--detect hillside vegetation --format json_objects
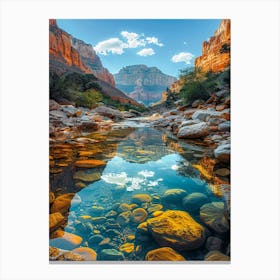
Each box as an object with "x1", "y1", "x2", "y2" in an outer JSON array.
[{"x1": 50, "y1": 71, "x2": 146, "y2": 112}]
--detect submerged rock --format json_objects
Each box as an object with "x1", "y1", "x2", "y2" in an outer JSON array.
[
  {"x1": 144, "y1": 210, "x2": 206, "y2": 251},
  {"x1": 182, "y1": 192, "x2": 209, "y2": 213},
  {"x1": 200, "y1": 202, "x2": 229, "y2": 234},
  {"x1": 119, "y1": 243, "x2": 134, "y2": 254},
  {"x1": 205, "y1": 236, "x2": 223, "y2": 251},
  {"x1": 73, "y1": 170, "x2": 101, "y2": 182},
  {"x1": 98, "y1": 249, "x2": 125, "y2": 261},
  {"x1": 145, "y1": 247, "x2": 186, "y2": 261},
  {"x1": 162, "y1": 189, "x2": 187, "y2": 204},
  {"x1": 131, "y1": 208, "x2": 148, "y2": 224},
  {"x1": 204, "y1": 250, "x2": 230, "y2": 261},
  {"x1": 50, "y1": 230, "x2": 83, "y2": 250},
  {"x1": 132, "y1": 194, "x2": 152, "y2": 204},
  {"x1": 72, "y1": 247, "x2": 97, "y2": 261}
]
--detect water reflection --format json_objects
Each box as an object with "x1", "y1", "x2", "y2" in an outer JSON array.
[{"x1": 50, "y1": 126, "x2": 230, "y2": 261}]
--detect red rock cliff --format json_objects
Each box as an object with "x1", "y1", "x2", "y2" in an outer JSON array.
[
  {"x1": 195, "y1": 19, "x2": 230, "y2": 73},
  {"x1": 49, "y1": 19, "x2": 92, "y2": 74},
  {"x1": 72, "y1": 37, "x2": 115, "y2": 87}
]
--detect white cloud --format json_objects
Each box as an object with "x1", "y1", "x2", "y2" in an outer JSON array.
[
  {"x1": 94, "y1": 31, "x2": 163, "y2": 56},
  {"x1": 94, "y1": 38, "x2": 126, "y2": 55},
  {"x1": 121, "y1": 31, "x2": 145, "y2": 48},
  {"x1": 137, "y1": 48, "x2": 155, "y2": 56},
  {"x1": 146, "y1": 36, "x2": 164, "y2": 47},
  {"x1": 171, "y1": 52, "x2": 194, "y2": 64}
]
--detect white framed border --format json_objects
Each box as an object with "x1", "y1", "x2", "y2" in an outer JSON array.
[{"x1": 0, "y1": 0, "x2": 279, "y2": 279}]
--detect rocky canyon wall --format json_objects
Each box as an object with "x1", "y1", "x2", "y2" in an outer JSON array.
[{"x1": 195, "y1": 19, "x2": 230, "y2": 73}]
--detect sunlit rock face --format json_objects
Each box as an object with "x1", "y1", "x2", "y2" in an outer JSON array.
[
  {"x1": 195, "y1": 19, "x2": 230, "y2": 73},
  {"x1": 72, "y1": 37, "x2": 115, "y2": 87},
  {"x1": 49, "y1": 19, "x2": 92, "y2": 74}
]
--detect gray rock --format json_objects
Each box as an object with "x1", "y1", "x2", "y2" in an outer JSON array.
[
  {"x1": 208, "y1": 117, "x2": 226, "y2": 126},
  {"x1": 178, "y1": 119, "x2": 200, "y2": 129},
  {"x1": 49, "y1": 99, "x2": 61, "y2": 111},
  {"x1": 200, "y1": 202, "x2": 229, "y2": 234},
  {"x1": 214, "y1": 143, "x2": 230, "y2": 162},
  {"x1": 205, "y1": 236, "x2": 223, "y2": 251},
  {"x1": 177, "y1": 122, "x2": 209, "y2": 139},
  {"x1": 94, "y1": 106, "x2": 123, "y2": 120},
  {"x1": 192, "y1": 99, "x2": 204, "y2": 108},
  {"x1": 98, "y1": 249, "x2": 125, "y2": 261},
  {"x1": 218, "y1": 121, "x2": 231, "y2": 131},
  {"x1": 49, "y1": 110, "x2": 67, "y2": 119},
  {"x1": 88, "y1": 234, "x2": 104, "y2": 245},
  {"x1": 182, "y1": 192, "x2": 209, "y2": 212},
  {"x1": 61, "y1": 105, "x2": 78, "y2": 116}
]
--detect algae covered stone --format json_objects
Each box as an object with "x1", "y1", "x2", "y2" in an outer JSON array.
[
  {"x1": 132, "y1": 194, "x2": 152, "y2": 204},
  {"x1": 145, "y1": 210, "x2": 206, "y2": 251},
  {"x1": 162, "y1": 189, "x2": 187, "y2": 204},
  {"x1": 119, "y1": 243, "x2": 134, "y2": 254},
  {"x1": 131, "y1": 208, "x2": 148, "y2": 224},
  {"x1": 145, "y1": 247, "x2": 186, "y2": 261}
]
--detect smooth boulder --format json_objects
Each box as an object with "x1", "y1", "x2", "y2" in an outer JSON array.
[
  {"x1": 214, "y1": 143, "x2": 230, "y2": 162},
  {"x1": 182, "y1": 192, "x2": 209, "y2": 212},
  {"x1": 144, "y1": 210, "x2": 206, "y2": 251},
  {"x1": 200, "y1": 202, "x2": 229, "y2": 234},
  {"x1": 145, "y1": 247, "x2": 186, "y2": 261},
  {"x1": 177, "y1": 122, "x2": 209, "y2": 139}
]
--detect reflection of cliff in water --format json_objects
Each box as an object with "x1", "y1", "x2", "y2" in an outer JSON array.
[{"x1": 116, "y1": 127, "x2": 174, "y2": 163}]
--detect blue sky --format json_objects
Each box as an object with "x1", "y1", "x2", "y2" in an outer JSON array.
[{"x1": 57, "y1": 19, "x2": 221, "y2": 78}]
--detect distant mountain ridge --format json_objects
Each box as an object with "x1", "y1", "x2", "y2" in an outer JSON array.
[{"x1": 114, "y1": 65, "x2": 177, "y2": 105}]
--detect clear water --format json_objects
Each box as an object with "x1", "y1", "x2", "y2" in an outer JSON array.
[{"x1": 50, "y1": 124, "x2": 229, "y2": 260}]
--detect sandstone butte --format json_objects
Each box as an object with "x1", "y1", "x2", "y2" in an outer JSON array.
[{"x1": 195, "y1": 19, "x2": 230, "y2": 73}]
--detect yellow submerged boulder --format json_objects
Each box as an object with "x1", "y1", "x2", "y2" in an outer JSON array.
[
  {"x1": 132, "y1": 194, "x2": 152, "y2": 204},
  {"x1": 119, "y1": 243, "x2": 134, "y2": 254},
  {"x1": 131, "y1": 208, "x2": 148, "y2": 224},
  {"x1": 145, "y1": 247, "x2": 186, "y2": 261},
  {"x1": 145, "y1": 210, "x2": 206, "y2": 251}
]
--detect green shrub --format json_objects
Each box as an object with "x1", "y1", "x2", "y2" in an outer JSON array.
[{"x1": 180, "y1": 81, "x2": 210, "y2": 103}]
